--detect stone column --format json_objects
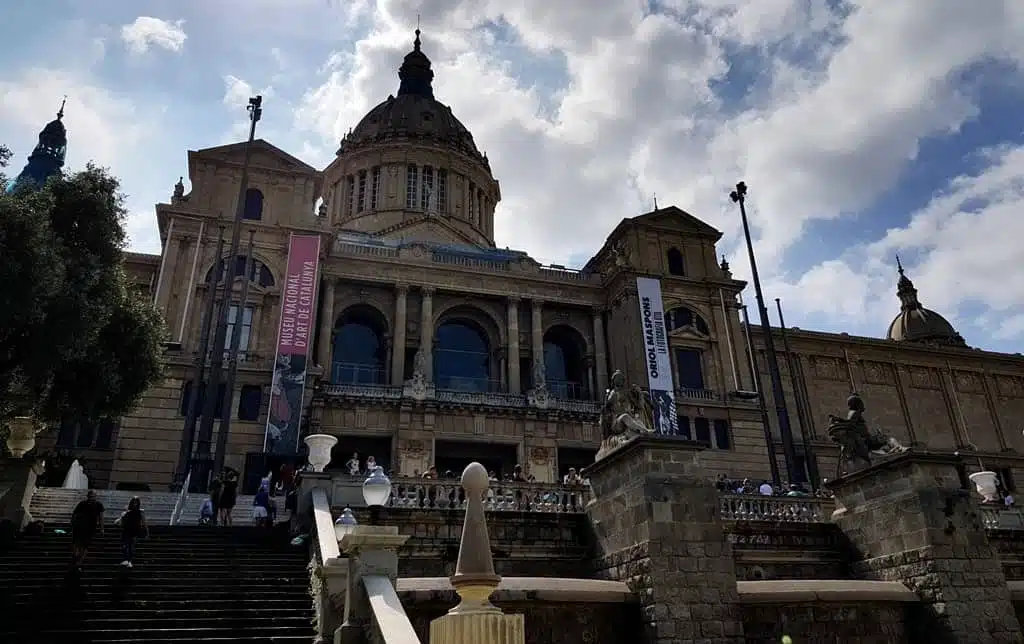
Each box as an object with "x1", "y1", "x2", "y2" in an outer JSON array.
[
  {"x1": 507, "y1": 297, "x2": 521, "y2": 394},
  {"x1": 420, "y1": 287, "x2": 435, "y2": 383},
  {"x1": 390, "y1": 284, "x2": 408, "y2": 385},
  {"x1": 154, "y1": 230, "x2": 182, "y2": 314},
  {"x1": 583, "y1": 436, "x2": 743, "y2": 643},
  {"x1": 530, "y1": 300, "x2": 544, "y2": 383},
  {"x1": 317, "y1": 279, "x2": 336, "y2": 371},
  {"x1": 829, "y1": 451, "x2": 1022, "y2": 643},
  {"x1": 592, "y1": 310, "x2": 608, "y2": 395}
]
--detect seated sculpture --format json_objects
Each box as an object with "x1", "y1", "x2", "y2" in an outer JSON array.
[
  {"x1": 597, "y1": 370, "x2": 655, "y2": 458},
  {"x1": 827, "y1": 393, "x2": 906, "y2": 476}
]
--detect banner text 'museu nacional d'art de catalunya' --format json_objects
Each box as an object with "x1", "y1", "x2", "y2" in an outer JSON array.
[
  {"x1": 264, "y1": 234, "x2": 322, "y2": 455},
  {"x1": 635, "y1": 277, "x2": 679, "y2": 436}
]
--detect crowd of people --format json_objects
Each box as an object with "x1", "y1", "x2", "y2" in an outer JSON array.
[{"x1": 715, "y1": 474, "x2": 834, "y2": 499}]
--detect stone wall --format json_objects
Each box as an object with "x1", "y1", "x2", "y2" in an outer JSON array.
[
  {"x1": 742, "y1": 601, "x2": 907, "y2": 643},
  {"x1": 726, "y1": 521, "x2": 850, "y2": 581},
  {"x1": 402, "y1": 598, "x2": 642, "y2": 644},
  {"x1": 347, "y1": 507, "x2": 592, "y2": 579}
]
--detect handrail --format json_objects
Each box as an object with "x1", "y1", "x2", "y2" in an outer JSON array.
[
  {"x1": 169, "y1": 470, "x2": 192, "y2": 526},
  {"x1": 312, "y1": 487, "x2": 340, "y2": 562},
  {"x1": 363, "y1": 575, "x2": 422, "y2": 644}
]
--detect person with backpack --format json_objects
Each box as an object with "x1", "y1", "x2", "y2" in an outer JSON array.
[{"x1": 114, "y1": 496, "x2": 147, "y2": 568}]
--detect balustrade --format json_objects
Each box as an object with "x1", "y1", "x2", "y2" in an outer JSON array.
[
  {"x1": 676, "y1": 387, "x2": 717, "y2": 402},
  {"x1": 719, "y1": 494, "x2": 834, "y2": 523},
  {"x1": 331, "y1": 362, "x2": 388, "y2": 386},
  {"x1": 980, "y1": 505, "x2": 1024, "y2": 530},
  {"x1": 388, "y1": 477, "x2": 590, "y2": 513}
]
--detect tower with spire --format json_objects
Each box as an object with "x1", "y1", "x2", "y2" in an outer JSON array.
[
  {"x1": 885, "y1": 256, "x2": 967, "y2": 348},
  {"x1": 6, "y1": 98, "x2": 68, "y2": 193}
]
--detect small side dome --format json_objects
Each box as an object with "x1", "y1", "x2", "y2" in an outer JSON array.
[{"x1": 885, "y1": 257, "x2": 966, "y2": 348}]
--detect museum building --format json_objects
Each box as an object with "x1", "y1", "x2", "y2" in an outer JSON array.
[{"x1": 30, "y1": 32, "x2": 1024, "y2": 493}]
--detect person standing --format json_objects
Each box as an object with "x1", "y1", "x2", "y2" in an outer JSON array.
[
  {"x1": 208, "y1": 475, "x2": 223, "y2": 527},
  {"x1": 70, "y1": 490, "x2": 105, "y2": 569},
  {"x1": 114, "y1": 497, "x2": 147, "y2": 568},
  {"x1": 219, "y1": 469, "x2": 238, "y2": 527}
]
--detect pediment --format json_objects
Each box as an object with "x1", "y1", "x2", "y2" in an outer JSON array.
[
  {"x1": 668, "y1": 325, "x2": 710, "y2": 341},
  {"x1": 190, "y1": 139, "x2": 316, "y2": 174},
  {"x1": 634, "y1": 206, "x2": 722, "y2": 240},
  {"x1": 376, "y1": 216, "x2": 482, "y2": 247}
]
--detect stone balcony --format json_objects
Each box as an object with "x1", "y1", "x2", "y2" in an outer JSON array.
[{"x1": 318, "y1": 382, "x2": 603, "y2": 415}]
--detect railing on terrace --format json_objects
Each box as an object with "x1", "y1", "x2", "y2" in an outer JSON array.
[
  {"x1": 331, "y1": 362, "x2": 388, "y2": 386},
  {"x1": 677, "y1": 387, "x2": 717, "y2": 402},
  {"x1": 980, "y1": 505, "x2": 1024, "y2": 530},
  {"x1": 548, "y1": 379, "x2": 589, "y2": 401},
  {"x1": 321, "y1": 378, "x2": 603, "y2": 413},
  {"x1": 719, "y1": 494, "x2": 834, "y2": 523},
  {"x1": 434, "y1": 375, "x2": 504, "y2": 392},
  {"x1": 388, "y1": 476, "x2": 591, "y2": 513}
]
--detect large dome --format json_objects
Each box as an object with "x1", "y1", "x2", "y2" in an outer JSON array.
[
  {"x1": 339, "y1": 30, "x2": 483, "y2": 160},
  {"x1": 885, "y1": 262, "x2": 966, "y2": 348}
]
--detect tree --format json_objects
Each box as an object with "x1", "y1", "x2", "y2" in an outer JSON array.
[{"x1": 0, "y1": 149, "x2": 167, "y2": 446}]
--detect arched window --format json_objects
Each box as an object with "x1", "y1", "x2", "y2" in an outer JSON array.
[
  {"x1": 667, "y1": 247, "x2": 685, "y2": 276},
  {"x1": 243, "y1": 188, "x2": 264, "y2": 220},
  {"x1": 435, "y1": 320, "x2": 491, "y2": 392},
  {"x1": 205, "y1": 256, "x2": 275, "y2": 288},
  {"x1": 331, "y1": 306, "x2": 388, "y2": 385},
  {"x1": 543, "y1": 325, "x2": 589, "y2": 400},
  {"x1": 665, "y1": 306, "x2": 709, "y2": 335}
]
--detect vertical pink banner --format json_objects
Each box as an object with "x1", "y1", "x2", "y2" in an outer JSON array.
[{"x1": 264, "y1": 234, "x2": 322, "y2": 454}]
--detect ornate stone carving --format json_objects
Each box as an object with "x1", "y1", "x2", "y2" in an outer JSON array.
[
  {"x1": 527, "y1": 356, "x2": 550, "y2": 410},
  {"x1": 596, "y1": 370, "x2": 656, "y2": 459},
  {"x1": 862, "y1": 361, "x2": 892, "y2": 385},
  {"x1": 996, "y1": 375, "x2": 1024, "y2": 398},
  {"x1": 826, "y1": 393, "x2": 907, "y2": 477},
  {"x1": 954, "y1": 371, "x2": 983, "y2": 393},
  {"x1": 404, "y1": 348, "x2": 434, "y2": 401},
  {"x1": 610, "y1": 239, "x2": 632, "y2": 268},
  {"x1": 908, "y1": 366, "x2": 940, "y2": 389},
  {"x1": 812, "y1": 356, "x2": 843, "y2": 380}
]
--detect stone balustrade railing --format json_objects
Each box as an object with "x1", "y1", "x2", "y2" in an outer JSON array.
[
  {"x1": 980, "y1": 505, "x2": 1024, "y2": 530},
  {"x1": 320, "y1": 382, "x2": 602, "y2": 414},
  {"x1": 719, "y1": 494, "x2": 835, "y2": 523},
  {"x1": 388, "y1": 477, "x2": 591, "y2": 513}
]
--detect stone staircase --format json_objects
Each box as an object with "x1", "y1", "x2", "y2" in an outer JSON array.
[
  {"x1": 29, "y1": 487, "x2": 257, "y2": 526},
  {"x1": 0, "y1": 524, "x2": 315, "y2": 643}
]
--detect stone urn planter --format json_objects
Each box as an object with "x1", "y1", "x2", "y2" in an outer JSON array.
[
  {"x1": 303, "y1": 434, "x2": 338, "y2": 472},
  {"x1": 6, "y1": 417, "x2": 37, "y2": 458},
  {"x1": 969, "y1": 470, "x2": 1000, "y2": 503}
]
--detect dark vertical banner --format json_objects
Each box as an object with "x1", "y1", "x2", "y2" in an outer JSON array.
[{"x1": 264, "y1": 234, "x2": 322, "y2": 455}]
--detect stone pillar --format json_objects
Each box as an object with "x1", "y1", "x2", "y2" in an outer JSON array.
[
  {"x1": 592, "y1": 310, "x2": 608, "y2": 395},
  {"x1": 507, "y1": 298, "x2": 521, "y2": 394},
  {"x1": 317, "y1": 279, "x2": 336, "y2": 371},
  {"x1": 420, "y1": 287, "x2": 435, "y2": 383},
  {"x1": 154, "y1": 229, "x2": 182, "y2": 314},
  {"x1": 390, "y1": 284, "x2": 408, "y2": 386},
  {"x1": 530, "y1": 300, "x2": 543, "y2": 381},
  {"x1": 583, "y1": 436, "x2": 743, "y2": 644},
  {"x1": 829, "y1": 451, "x2": 1022, "y2": 643},
  {"x1": 337, "y1": 526, "x2": 412, "y2": 644},
  {"x1": 430, "y1": 463, "x2": 525, "y2": 644}
]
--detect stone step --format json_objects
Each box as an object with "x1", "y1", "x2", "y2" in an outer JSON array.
[{"x1": 28, "y1": 487, "x2": 263, "y2": 526}]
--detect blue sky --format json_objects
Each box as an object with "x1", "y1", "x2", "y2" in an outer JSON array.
[{"x1": 2, "y1": 1, "x2": 1023, "y2": 352}]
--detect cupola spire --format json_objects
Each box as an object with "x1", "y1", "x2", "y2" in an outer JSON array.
[
  {"x1": 6, "y1": 96, "x2": 68, "y2": 193},
  {"x1": 397, "y1": 25, "x2": 435, "y2": 99}
]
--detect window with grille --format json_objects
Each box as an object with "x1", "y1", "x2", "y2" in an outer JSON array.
[
  {"x1": 468, "y1": 181, "x2": 476, "y2": 222},
  {"x1": 370, "y1": 167, "x2": 381, "y2": 210},
  {"x1": 421, "y1": 167, "x2": 434, "y2": 211},
  {"x1": 346, "y1": 175, "x2": 355, "y2": 216},
  {"x1": 357, "y1": 170, "x2": 367, "y2": 212},
  {"x1": 225, "y1": 305, "x2": 254, "y2": 358},
  {"x1": 437, "y1": 169, "x2": 447, "y2": 214},
  {"x1": 406, "y1": 165, "x2": 418, "y2": 209}
]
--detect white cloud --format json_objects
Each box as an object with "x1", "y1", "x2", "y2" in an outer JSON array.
[{"x1": 120, "y1": 17, "x2": 188, "y2": 55}]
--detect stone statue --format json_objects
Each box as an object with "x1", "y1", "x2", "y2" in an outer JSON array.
[
  {"x1": 412, "y1": 348, "x2": 429, "y2": 380},
  {"x1": 610, "y1": 239, "x2": 632, "y2": 268},
  {"x1": 596, "y1": 370, "x2": 656, "y2": 458},
  {"x1": 826, "y1": 393, "x2": 907, "y2": 476},
  {"x1": 171, "y1": 177, "x2": 185, "y2": 204},
  {"x1": 404, "y1": 348, "x2": 432, "y2": 401},
  {"x1": 532, "y1": 356, "x2": 547, "y2": 391}
]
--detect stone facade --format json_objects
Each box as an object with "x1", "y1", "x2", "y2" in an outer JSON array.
[
  {"x1": 58, "y1": 34, "x2": 1024, "y2": 495},
  {"x1": 829, "y1": 451, "x2": 1023, "y2": 642}
]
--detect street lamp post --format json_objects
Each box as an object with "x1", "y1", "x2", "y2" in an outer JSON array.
[
  {"x1": 195, "y1": 96, "x2": 264, "y2": 487},
  {"x1": 729, "y1": 181, "x2": 800, "y2": 485}
]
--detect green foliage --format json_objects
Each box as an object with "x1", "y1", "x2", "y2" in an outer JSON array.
[{"x1": 0, "y1": 154, "x2": 167, "y2": 438}]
